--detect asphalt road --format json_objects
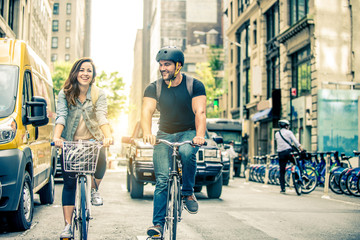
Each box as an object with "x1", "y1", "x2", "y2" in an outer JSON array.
[{"x1": 1, "y1": 166, "x2": 360, "y2": 240}]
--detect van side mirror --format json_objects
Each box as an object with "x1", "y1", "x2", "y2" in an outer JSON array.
[
  {"x1": 26, "y1": 96, "x2": 49, "y2": 127},
  {"x1": 212, "y1": 136, "x2": 223, "y2": 144}
]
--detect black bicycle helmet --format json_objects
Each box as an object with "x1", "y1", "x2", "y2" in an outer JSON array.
[
  {"x1": 156, "y1": 46, "x2": 184, "y2": 66},
  {"x1": 278, "y1": 119, "x2": 290, "y2": 128}
]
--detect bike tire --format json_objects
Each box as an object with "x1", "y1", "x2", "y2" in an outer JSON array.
[
  {"x1": 80, "y1": 177, "x2": 88, "y2": 240},
  {"x1": 346, "y1": 172, "x2": 360, "y2": 197},
  {"x1": 292, "y1": 172, "x2": 302, "y2": 195},
  {"x1": 164, "y1": 175, "x2": 178, "y2": 240},
  {"x1": 329, "y1": 172, "x2": 343, "y2": 194},
  {"x1": 339, "y1": 171, "x2": 352, "y2": 195},
  {"x1": 301, "y1": 167, "x2": 318, "y2": 194}
]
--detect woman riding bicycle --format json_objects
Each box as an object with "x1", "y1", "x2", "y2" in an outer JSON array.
[
  {"x1": 53, "y1": 57, "x2": 113, "y2": 238},
  {"x1": 275, "y1": 119, "x2": 303, "y2": 194}
]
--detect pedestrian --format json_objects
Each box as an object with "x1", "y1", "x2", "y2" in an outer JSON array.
[
  {"x1": 141, "y1": 46, "x2": 207, "y2": 237},
  {"x1": 226, "y1": 140, "x2": 237, "y2": 178},
  {"x1": 53, "y1": 57, "x2": 113, "y2": 238},
  {"x1": 275, "y1": 119, "x2": 303, "y2": 194}
]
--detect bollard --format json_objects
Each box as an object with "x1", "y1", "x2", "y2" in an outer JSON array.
[
  {"x1": 244, "y1": 158, "x2": 250, "y2": 183},
  {"x1": 322, "y1": 152, "x2": 331, "y2": 199},
  {"x1": 230, "y1": 157, "x2": 234, "y2": 180},
  {"x1": 264, "y1": 155, "x2": 270, "y2": 185}
]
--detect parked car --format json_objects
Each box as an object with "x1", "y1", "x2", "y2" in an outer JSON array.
[
  {"x1": 206, "y1": 118, "x2": 244, "y2": 177},
  {"x1": 121, "y1": 118, "x2": 224, "y2": 199},
  {"x1": 0, "y1": 39, "x2": 57, "y2": 230}
]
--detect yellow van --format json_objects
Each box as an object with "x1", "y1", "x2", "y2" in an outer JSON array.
[{"x1": 0, "y1": 38, "x2": 56, "y2": 230}]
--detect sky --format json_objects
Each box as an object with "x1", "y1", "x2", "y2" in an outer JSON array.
[{"x1": 90, "y1": 0, "x2": 143, "y2": 89}]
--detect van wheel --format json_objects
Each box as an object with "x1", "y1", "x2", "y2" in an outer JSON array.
[
  {"x1": 39, "y1": 173, "x2": 55, "y2": 204},
  {"x1": 207, "y1": 175, "x2": 222, "y2": 199},
  {"x1": 126, "y1": 168, "x2": 131, "y2": 192},
  {"x1": 194, "y1": 186, "x2": 202, "y2": 193},
  {"x1": 9, "y1": 172, "x2": 34, "y2": 230},
  {"x1": 130, "y1": 173, "x2": 143, "y2": 198}
]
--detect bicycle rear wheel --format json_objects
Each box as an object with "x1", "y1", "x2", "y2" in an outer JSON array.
[
  {"x1": 164, "y1": 175, "x2": 178, "y2": 240},
  {"x1": 346, "y1": 172, "x2": 360, "y2": 197},
  {"x1": 329, "y1": 172, "x2": 343, "y2": 194},
  {"x1": 292, "y1": 172, "x2": 302, "y2": 195}
]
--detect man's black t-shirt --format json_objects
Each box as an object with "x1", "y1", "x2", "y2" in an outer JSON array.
[{"x1": 144, "y1": 74, "x2": 206, "y2": 134}]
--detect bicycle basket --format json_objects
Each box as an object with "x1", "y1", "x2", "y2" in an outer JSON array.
[{"x1": 62, "y1": 141, "x2": 101, "y2": 173}]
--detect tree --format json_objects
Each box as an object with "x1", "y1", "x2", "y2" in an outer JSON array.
[
  {"x1": 95, "y1": 71, "x2": 127, "y2": 120},
  {"x1": 52, "y1": 61, "x2": 72, "y2": 96},
  {"x1": 196, "y1": 62, "x2": 224, "y2": 118}
]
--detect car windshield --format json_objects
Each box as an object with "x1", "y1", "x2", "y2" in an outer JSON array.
[
  {"x1": 208, "y1": 130, "x2": 241, "y2": 144},
  {"x1": 0, "y1": 65, "x2": 18, "y2": 118}
]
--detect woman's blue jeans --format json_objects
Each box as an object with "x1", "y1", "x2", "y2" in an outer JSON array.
[{"x1": 152, "y1": 129, "x2": 198, "y2": 227}]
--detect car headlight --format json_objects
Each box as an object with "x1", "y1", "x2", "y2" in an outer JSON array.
[{"x1": 0, "y1": 117, "x2": 17, "y2": 144}]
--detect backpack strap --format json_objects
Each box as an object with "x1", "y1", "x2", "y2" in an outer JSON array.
[
  {"x1": 91, "y1": 84, "x2": 99, "y2": 110},
  {"x1": 155, "y1": 78, "x2": 162, "y2": 111}
]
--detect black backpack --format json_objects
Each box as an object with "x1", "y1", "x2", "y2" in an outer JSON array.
[{"x1": 155, "y1": 74, "x2": 194, "y2": 111}]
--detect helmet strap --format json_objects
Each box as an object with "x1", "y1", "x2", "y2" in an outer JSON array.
[{"x1": 167, "y1": 62, "x2": 182, "y2": 88}]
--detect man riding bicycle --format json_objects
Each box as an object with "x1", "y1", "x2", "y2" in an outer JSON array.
[{"x1": 141, "y1": 46, "x2": 207, "y2": 237}]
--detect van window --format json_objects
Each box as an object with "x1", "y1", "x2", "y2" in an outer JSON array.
[
  {"x1": 208, "y1": 130, "x2": 242, "y2": 144},
  {"x1": 0, "y1": 65, "x2": 19, "y2": 118}
]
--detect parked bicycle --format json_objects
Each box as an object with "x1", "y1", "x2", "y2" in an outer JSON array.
[
  {"x1": 53, "y1": 140, "x2": 103, "y2": 240},
  {"x1": 148, "y1": 139, "x2": 205, "y2": 240}
]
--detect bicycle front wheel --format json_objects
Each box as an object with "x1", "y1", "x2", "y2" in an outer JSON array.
[
  {"x1": 292, "y1": 172, "x2": 302, "y2": 195},
  {"x1": 164, "y1": 175, "x2": 179, "y2": 240},
  {"x1": 301, "y1": 167, "x2": 317, "y2": 194},
  {"x1": 80, "y1": 176, "x2": 88, "y2": 240}
]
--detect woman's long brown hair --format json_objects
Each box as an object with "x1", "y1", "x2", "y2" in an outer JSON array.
[{"x1": 63, "y1": 57, "x2": 97, "y2": 106}]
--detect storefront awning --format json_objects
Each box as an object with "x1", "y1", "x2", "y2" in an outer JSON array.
[{"x1": 252, "y1": 108, "x2": 272, "y2": 122}]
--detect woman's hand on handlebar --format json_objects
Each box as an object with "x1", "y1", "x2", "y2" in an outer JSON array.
[
  {"x1": 103, "y1": 137, "x2": 113, "y2": 147},
  {"x1": 193, "y1": 136, "x2": 206, "y2": 146},
  {"x1": 53, "y1": 137, "x2": 64, "y2": 148}
]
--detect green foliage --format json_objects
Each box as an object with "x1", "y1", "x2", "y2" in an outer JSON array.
[
  {"x1": 95, "y1": 71, "x2": 127, "y2": 120},
  {"x1": 52, "y1": 61, "x2": 72, "y2": 96},
  {"x1": 196, "y1": 62, "x2": 223, "y2": 118}
]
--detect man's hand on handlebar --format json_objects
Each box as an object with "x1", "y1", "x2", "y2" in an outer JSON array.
[
  {"x1": 143, "y1": 133, "x2": 157, "y2": 145},
  {"x1": 193, "y1": 136, "x2": 206, "y2": 146}
]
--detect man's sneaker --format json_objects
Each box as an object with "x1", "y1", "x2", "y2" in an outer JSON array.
[
  {"x1": 60, "y1": 223, "x2": 72, "y2": 239},
  {"x1": 147, "y1": 225, "x2": 163, "y2": 237},
  {"x1": 91, "y1": 188, "x2": 103, "y2": 206},
  {"x1": 280, "y1": 189, "x2": 286, "y2": 194},
  {"x1": 183, "y1": 194, "x2": 198, "y2": 214}
]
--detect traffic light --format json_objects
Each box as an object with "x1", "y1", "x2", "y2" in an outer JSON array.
[{"x1": 213, "y1": 98, "x2": 219, "y2": 110}]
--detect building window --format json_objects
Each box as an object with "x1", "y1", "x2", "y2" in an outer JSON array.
[
  {"x1": 65, "y1": 37, "x2": 70, "y2": 49},
  {"x1": 51, "y1": 37, "x2": 58, "y2": 48},
  {"x1": 66, "y1": 3, "x2": 71, "y2": 15},
  {"x1": 266, "y1": 3, "x2": 279, "y2": 42},
  {"x1": 0, "y1": 0, "x2": 4, "y2": 16},
  {"x1": 230, "y1": 2, "x2": 233, "y2": 23},
  {"x1": 290, "y1": 0, "x2": 309, "y2": 25},
  {"x1": 253, "y1": 20, "x2": 257, "y2": 45},
  {"x1": 51, "y1": 54, "x2": 58, "y2": 62},
  {"x1": 266, "y1": 56, "x2": 280, "y2": 99},
  {"x1": 292, "y1": 45, "x2": 311, "y2": 97},
  {"x1": 66, "y1": 20, "x2": 71, "y2": 31},
  {"x1": 52, "y1": 20, "x2": 59, "y2": 32},
  {"x1": 65, "y1": 54, "x2": 70, "y2": 62},
  {"x1": 53, "y1": 3, "x2": 59, "y2": 15},
  {"x1": 8, "y1": 0, "x2": 15, "y2": 28},
  {"x1": 238, "y1": 0, "x2": 250, "y2": 16}
]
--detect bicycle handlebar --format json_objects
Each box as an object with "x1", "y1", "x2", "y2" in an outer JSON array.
[
  {"x1": 155, "y1": 139, "x2": 207, "y2": 148},
  {"x1": 51, "y1": 140, "x2": 107, "y2": 147}
]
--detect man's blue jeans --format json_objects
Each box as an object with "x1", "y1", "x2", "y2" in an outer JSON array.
[{"x1": 152, "y1": 129, "x2": 198, "y2": 227}]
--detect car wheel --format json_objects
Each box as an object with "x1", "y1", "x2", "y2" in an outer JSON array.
[
  {"x1": 39, "y1": 173, "x2": 55, "y2": 204},
  {"x1": 206, "y1": 174, "x2": 223, "y2": 199},
  {"x1": 223, "y1": 173, "x2": 230, "y2": 186},
  {"x1": 126, "y1": 168, "x2": 131, "y2": 192},
  {"x1": 130, "y1": 172, "x2": 143, "y2": 198},
  {"x1": 9, "y1": 172, "x2": 34, "y2": 230}
]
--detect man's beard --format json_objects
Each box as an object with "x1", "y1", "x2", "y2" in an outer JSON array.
[{"x1": 161, "y1": 71, "x2": 175, "y2": 81}]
